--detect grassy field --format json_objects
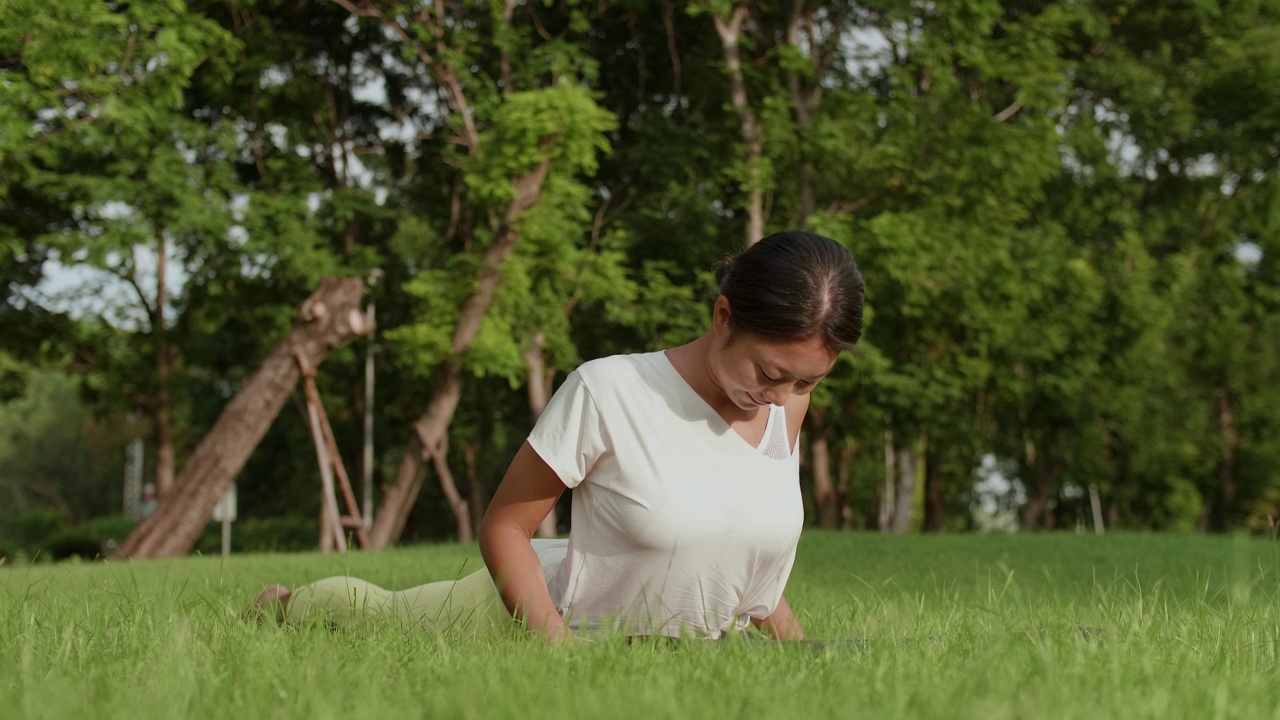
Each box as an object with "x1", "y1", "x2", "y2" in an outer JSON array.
[{"x1": 3, "y1": 531, "x2": 1280, "y2": 720}]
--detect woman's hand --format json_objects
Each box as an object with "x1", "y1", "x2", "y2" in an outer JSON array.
[{"x1": 752, "y1": 594, "x2": 806, "y2": 641}]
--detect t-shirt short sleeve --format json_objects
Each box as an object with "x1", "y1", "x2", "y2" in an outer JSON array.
[{"x1": 526, "y1": 369, "x2": 608, "y2": 489}]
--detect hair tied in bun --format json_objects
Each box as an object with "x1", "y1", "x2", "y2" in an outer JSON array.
[{"x1": 714, "y1": 253, "x2": 738, "y2": 286}]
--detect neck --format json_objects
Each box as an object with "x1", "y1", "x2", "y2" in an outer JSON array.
[{"x1": 669, "y1": 333, "x2": 753, "y2": 421}]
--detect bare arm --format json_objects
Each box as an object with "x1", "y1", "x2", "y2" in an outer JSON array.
[
  {"x1": 751, "y1": 594, "x2": 805, "y2": 641},
  {"x1": 478, "y1": 441, "x2": 571, "y2": 642}
]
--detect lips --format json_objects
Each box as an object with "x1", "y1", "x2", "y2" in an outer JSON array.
[{"x1": 747, "y1": 392, "x2": 769, "y2": 406}]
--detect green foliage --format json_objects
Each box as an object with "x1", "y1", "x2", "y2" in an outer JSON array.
[
  {"x1": 389, "y1": 84, "x2": 621, "y2": 385},
  {"x1": 0, "y1": 372, "x2": 129, "y2": 525},
  {"x1": 41, "y1": 529, "x2": 106, "y2": 561},
  {"x1": 465, "y1": 86, "x2": 617, "y2": 207},
  {"x1": 4, "y1": 0, "x2": 1280, "y2": 541},
  {"x1": 0, "y1": 0, "x2": 238, "y2": 192},
  {"x1": 192, "y1": 516, "x2": 322, "y2": 555},
  {"x1": 0, "y1": 510, "x2": 133, "y2": 561},
  {"x1": 78, "y1": 515, "x2": 140, "y2": 550},
  {"x1": 3, "y1": 508, "x2": 67, "y2": 557}
]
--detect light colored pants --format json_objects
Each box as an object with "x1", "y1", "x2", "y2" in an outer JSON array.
[{"x1": 285, "y1": 568, "x2": 512, "y2": 635}]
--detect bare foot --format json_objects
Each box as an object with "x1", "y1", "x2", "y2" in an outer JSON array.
[{"x1": 242, "y1": 584, "x2": 292, "y2": 624}]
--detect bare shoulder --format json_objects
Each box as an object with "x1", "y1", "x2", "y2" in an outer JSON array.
[{"x1": 784, "y1": 393, "x2": 811, "y2": 446}]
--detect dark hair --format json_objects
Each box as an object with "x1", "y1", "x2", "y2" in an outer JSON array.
[{"x1": 713, "y1": 231, "x2": 865, "y2": 351}]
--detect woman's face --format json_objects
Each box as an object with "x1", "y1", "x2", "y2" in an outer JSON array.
[{"x1": 708, "y1": 297, "x2": 839, "y2": 410}]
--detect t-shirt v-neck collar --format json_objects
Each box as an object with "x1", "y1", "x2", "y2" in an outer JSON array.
[{"x1": 656, "y1": 350, "x2": 779, "y2": 455}]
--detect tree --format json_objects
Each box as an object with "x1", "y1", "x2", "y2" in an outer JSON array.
[
  {"x1": 0, "y1": 370, "x2": 130, "y2": 525},
  {"x1": 811, "y1": 0, "x2": 1076, "y2": 531},
  {"x1": 1052, "y1": 0, "x2": 1280, "y2": 530},
  {"x1": 1, "y1": 0, "x2": 241, "y2": 502},
  {"x1": 118, "y1": 278, "x2": 367, "y2": 558},
  {"x1": 321, "y1": 1, "x2": 617, "y2": 546}
]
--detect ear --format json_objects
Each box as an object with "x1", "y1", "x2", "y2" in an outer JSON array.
[{"x1": 713, "y1": 296, "x2": 733, "y2": 332}]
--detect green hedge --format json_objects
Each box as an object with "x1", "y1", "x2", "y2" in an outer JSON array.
[
  {"x1": 1, "y1": 512, "x2": 324, "y2": 563},
  {"x1": 194, "y1": 516, "x2": 321, "y2": 554}
]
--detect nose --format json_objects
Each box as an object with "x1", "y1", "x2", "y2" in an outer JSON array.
[{"x1": 762, "y1": 385, "x2": 792, "y2": 406}]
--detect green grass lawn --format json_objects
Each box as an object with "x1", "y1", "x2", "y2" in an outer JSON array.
[{"x1": 4, "y1": 532, "x2": 1280, "y2": 719}]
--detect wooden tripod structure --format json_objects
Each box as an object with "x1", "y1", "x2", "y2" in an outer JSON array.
[
  {"x1": 116, "y1": 278, "x2": 369, "y2": 559},
  {"x1": 295, "y1": 349, "x2": 370, "y2": 552}
]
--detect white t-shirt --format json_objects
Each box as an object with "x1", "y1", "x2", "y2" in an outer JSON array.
[{"x1": 526, "y1": 351, "x2": 803, "y2": 639}]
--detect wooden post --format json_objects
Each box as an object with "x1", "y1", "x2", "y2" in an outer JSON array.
[
  {"x1": 296, "y1": 349, "x2": 371, "y2": 552},
  {"x1": 300, "y1": 362, "x2": 347, "y2": 553},
  {"x1": 116, "y1": 278, "x2": 369, "y2": 559}
]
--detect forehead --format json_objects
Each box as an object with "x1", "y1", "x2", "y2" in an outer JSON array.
[{"x1": 745, "y1": 335, "x2": 839, "y2": 377}]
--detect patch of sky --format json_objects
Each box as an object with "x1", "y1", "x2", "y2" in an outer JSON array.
[
  {"x1": 144, "y1": 54, "x2": 169, "y2": 74},
  {"x1": 98, "y1": 201, "x2": 134, "y2": 221},
  {"x1": 970, "y1": 454, "x2": 1023, "y2": 532},
  {"x1": 839, "y1": 24, "x2": 893, "y2": 83},
  {"x1": 709, "y1": 198, "x2": 734, "y2": 219},
  {"x1": 33, "y1": 245, "x2": 185, "y2": 330},
  {"x1": 229, "y1": 194, "x2": 251, "y2": 224},
  {"x1": 259, "y1": 65, "x2": 291, "y2": 90},
  {"x1": 398, "y1": 91, "x2": 439, "y2": 144},
  {"x1": 239, "y1": 252, "x2": 277, "y2": 281},
  {"x1": 351, "y1": 56, "x2": 386, "y2": 105},
  {"x1": 266, "y1": 122, "x2": 290, "y2": 151},
  {"x1": 1234, "y1": 239, "x2": 1263, "y2": 267},
  {"x1": 176, "y1": 138, "x2": 199, "y2": 165},
  {"x1": 228, "y1": 225, "x2": 249, "y2": 247}
]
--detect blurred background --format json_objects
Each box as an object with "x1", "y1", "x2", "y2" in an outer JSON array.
[{"x1": 2, "y1": 0, "x2": 1278, "y2": 560}]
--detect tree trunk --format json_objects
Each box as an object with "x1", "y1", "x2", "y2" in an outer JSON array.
[
  {"x1": 117, "y1": 278, "x2": 369, "y2": 558},
  {"x1": 152, "y1": 352, "x2": 175, "y2": 498},
  {"x1": 879, "y1": 429, "x2": 895, "y2": 532},
  {"x1": 524, "y1": 332, "x2": 558, "y2": 537},
  {"x1": 319, "y1": 501, "x2": 334, "y2": 553},
  {"x1": 922, "y1": 439, "x2": 944, "y2": 532},
  {"x1": 711, "y1": 3, "x2": 764, "y2": 246},
  {"x1": 891, "y1": 442, "x2": 917, "y2": 533},
  {"x1": 369, "y1": 160, "x2": 553, "y2": 549},
  {"x1": 1210, "y1": 388, "x2": 1239, "y2": 532},
  {"x1": 785, "y1": 0, "x2": 817, "y2": 228},
  {"x1": 808, "y1": 406, "x2": 837, "y2": 528},
  {"x1": 463, "y1": 441, "x2": 486, "y2": 537},
  {"x1": 836, "y1": 442, "x2": 854, "y2": 529},
  {"x1": 152, "y1": 236, "x2": 176, "y2": 501},
  {"x1": 374, "y1": 363, "x2": 466, "y2": 547},
  {"x1": 1018, "y1": 458, "x2": 1065, "y2": 530},
  {"x1": 430, "y1": 434, "x2": 472, "y2": 542}
]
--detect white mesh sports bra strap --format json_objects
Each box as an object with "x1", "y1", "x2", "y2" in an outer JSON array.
[{"x1": 760, "y1": 405, "x2": 792, "y2": 460}]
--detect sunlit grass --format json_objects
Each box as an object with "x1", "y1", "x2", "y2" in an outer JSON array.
[{"x1": 3, "y1": 532, "x2": 1279, "y2": 719}]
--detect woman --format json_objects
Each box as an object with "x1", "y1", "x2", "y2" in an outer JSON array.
[{"x1": 248, "y1": 230, "x2": 865, "y2": 643}]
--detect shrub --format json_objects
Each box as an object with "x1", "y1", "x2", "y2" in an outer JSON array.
[
  {"x1": 77, "y1": 515, "x2": 138, "y2": 554},
  {"x1": 7, "y1": 508, "x2": 69, "y2": 558},
  {"x1": 0, "y1": 540, "x2": 22, "y2": 565},
  {"x1": 194, "y1": 516, "x2": 322, "y2": 555},
  {"x1": 44, "y1": 529, "x2": 105, "y2": 560},
  {"x1": 1, "y1": 513, "x2": 137, "y2": 562},
  {"x1": 12, "y1": 508, "x2": 68, "y2": 544}
]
